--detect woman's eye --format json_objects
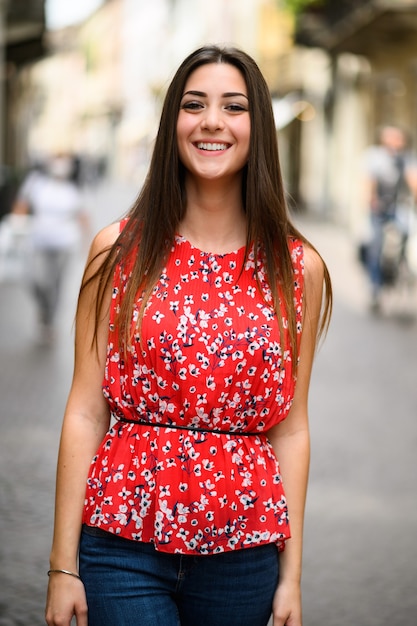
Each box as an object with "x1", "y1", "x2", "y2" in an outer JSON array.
[
  {"x1": 181, "y1": 101, "x2": 203, "y2": 111},
  {"x1": 226, "y1": 103, "x2": 248, "y2": 113}
]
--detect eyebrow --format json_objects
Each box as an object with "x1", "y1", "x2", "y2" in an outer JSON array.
[{"x1": 182, "y1": 90, "x2": 249, "y2": 100}]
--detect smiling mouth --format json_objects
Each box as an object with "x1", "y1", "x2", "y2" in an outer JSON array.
[{"x1": 196, "y1": 142, "x2": 230, "y2": 151}]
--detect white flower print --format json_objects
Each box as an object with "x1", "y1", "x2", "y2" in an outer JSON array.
[
  {"x1": 152, "y1": 311, "x2": 165, "y2": 324},
  {"x1": 188, "y1": 364, "x2": 200, "y2": 377},
  {"x1": 219, "y1": 495, "x2": 228, "y2": 508}
]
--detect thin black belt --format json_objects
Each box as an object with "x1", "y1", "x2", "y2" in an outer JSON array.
[{"x1": 117, "y1": 416, "x2": 261, "y2": 437}]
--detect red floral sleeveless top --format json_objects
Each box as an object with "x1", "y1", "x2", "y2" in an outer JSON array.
[{"x1": 82, "y1": 230, "x2": 304, "y2": 554}]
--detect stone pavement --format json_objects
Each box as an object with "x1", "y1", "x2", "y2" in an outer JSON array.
[
  {"x1": 0, "y1": 180, "x2": 416, "y2": 625},
  {"x1": 295, "y1": 218, "x2": 417, "y2": 626}
]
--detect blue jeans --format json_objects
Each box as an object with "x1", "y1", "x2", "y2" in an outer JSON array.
[
  {"x1": 367, "y1": 213, "x2": 407, "y2": 294},
  {"x1": 367, "y1": 213, "x2": 389, "y2": 293},
  {"x1": 79, "y1": 525, "x2": 279, "y2": 626}
]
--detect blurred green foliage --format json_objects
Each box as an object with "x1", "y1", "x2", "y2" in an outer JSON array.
[{"x1": 281, "y1": 0, "x2": 324, "y2": 15}]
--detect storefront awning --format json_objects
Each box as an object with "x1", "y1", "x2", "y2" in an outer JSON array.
[{"x1": 5, "y1": 0, "x2": 46, "y2": 66}]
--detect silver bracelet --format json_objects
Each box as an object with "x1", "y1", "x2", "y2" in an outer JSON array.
[{"x1": 47, "y1": 568, "x2": 81, "y2": 581}]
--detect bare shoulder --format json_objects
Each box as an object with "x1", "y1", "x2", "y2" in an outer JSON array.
[
  {"x1": 83, "y1": 221, "x2": 121, "y2": 281},
  {"x1": 302, "y1": 241, "x2": 325, "y2": 287},
  {"x1": 86, "y1": 222, "x2": 120, "y2": 264},
  {"x1": 89, "y1": 222, "x2": 121, "y2": 258},
  {"x1": 301, "y1": 242, "x2": 326, "y2": 321}
]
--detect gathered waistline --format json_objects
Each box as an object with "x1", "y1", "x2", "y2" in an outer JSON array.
[{"x1": 117, "y1": 416, "x2": 261, "y2": 437}]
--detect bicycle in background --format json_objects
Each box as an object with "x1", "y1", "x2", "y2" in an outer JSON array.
[{"x1": 359, "y1": 209, "x2": 417, "y2": 316}]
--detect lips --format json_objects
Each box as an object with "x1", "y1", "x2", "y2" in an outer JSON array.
[{"x1": 195, "y1": 142, "x2": 230, "y2": 151}]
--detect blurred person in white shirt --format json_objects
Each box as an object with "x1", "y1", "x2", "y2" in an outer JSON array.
[{"x1": 12, "y1": 154, "x2": 89, "y2": 341}]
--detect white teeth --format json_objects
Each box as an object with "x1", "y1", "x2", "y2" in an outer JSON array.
[{"x1": 197, "y1": 142, "x2": 228, "y2": 151}]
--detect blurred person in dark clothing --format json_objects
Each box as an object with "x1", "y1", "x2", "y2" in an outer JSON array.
[
  {"x1": 362, "y1": 125, "x2": 417, "y2": 310},
  {"x1": 12, "y1": 154, "x2": 89, "y2": 342}
]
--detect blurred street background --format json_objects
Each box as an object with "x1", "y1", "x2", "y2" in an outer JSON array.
[{"x1": 0, "y1": 1, "x2": 417, "y2": 625}]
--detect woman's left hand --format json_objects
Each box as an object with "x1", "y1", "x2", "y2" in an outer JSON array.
[{"x1": 271, "y1": 580, "x2": 302, "y2": 626}]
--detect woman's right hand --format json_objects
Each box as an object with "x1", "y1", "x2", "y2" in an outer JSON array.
[{"x1": 45, "y1": 575, "x2": 88, "y2": 626}]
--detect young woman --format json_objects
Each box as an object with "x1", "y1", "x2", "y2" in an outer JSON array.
[{"x1": 45, "y1": 45, "x2": 332, "y2": 626}]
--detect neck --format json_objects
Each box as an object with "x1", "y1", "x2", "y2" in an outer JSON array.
[{"x1": 180, "y1": 178, "x2": 247, "y2": 254}]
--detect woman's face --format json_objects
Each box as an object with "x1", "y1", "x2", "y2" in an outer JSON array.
[{"x1": 177, "y1": 62, "x2": 250, "y2": 183}]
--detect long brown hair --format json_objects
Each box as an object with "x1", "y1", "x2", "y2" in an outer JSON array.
[{"x1": 85, "y1": 45, "x2": 332, "y2": 366}]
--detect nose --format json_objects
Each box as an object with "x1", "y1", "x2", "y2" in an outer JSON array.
[{"x1": 201, "y1": 105, "x2": 224, "y2": 131}]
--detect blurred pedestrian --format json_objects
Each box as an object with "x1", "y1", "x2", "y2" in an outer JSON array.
[
  {"x1": 12, "y1": 154, "x2": 89, "y2": 342},
  {"x1": 362, "y1": 125, "x2": 417, "y2": 310},
  {"x1": 45, "y1": 45, "x2": 332, "y2": 626}
]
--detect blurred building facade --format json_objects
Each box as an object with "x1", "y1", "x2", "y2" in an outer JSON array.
[
  {"x1": 0, "y1": 0, "x2": 46, "y2": 218},
  {"x1": 8, "y1": 0, "x2": 417, "y2": 232},
  {"x1": 1, "y1": 0, "x2": 46, "y2": 159},
  {"x1": 11, "y1": 0, "x2": 294, "y2": 188},
  {"x1": 291, "y1": 0, "x2": 417, "y2": 231}
]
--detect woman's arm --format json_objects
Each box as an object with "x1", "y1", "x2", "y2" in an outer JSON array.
[
  {"x1": 268, "y1": 244, "x2": 325, "y2": 626},
  {"x1": 45, "y1": 222, "x2": 120, "y2": 626}
]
